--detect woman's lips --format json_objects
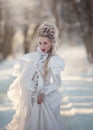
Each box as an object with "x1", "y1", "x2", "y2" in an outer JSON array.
[{"x1": 42, "y1": 49, "x2": 46, "y2": 51}]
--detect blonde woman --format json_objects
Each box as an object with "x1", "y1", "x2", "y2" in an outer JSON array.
[{"x1": 6, "y1": 22, "x2": 65, "y2": 130}]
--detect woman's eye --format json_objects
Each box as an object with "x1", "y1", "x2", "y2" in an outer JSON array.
[{"x1": 39, "y1": 42, "x2": 42, "y2": 45}]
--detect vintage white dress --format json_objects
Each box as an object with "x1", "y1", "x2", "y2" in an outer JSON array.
[{"x1": 6, "y1": 47, "x2": 65, "y2": 130}]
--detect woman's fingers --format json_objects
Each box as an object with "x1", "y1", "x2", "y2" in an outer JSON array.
[
  {"x1": 37, "y1": 96, "x2": 44, "y2": 104},
  {"x1": 37, "y1": 91, "x2": 45, "y2": 104}
]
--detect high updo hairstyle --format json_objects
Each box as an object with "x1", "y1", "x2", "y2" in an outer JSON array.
[
  {"x1": 37, "y1": 22, "x2": 59, "y2": 55},
  {"x1": 37, "y1": 22, "x2": 59, "y2": 80}
]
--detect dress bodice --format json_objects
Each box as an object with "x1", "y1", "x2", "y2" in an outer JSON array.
[{"x1": 29, "y1": 47, "x2": 49, "y2": 89}]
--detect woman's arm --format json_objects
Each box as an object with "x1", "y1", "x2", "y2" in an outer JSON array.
[
  {"x1": 42, "y1": 55, "x2": 65, "y2": 95},
  {"x1": 42, "y1": 70, "x2": 62, "y2": 95}
]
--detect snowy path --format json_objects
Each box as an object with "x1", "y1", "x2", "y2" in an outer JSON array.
[
  {"x1": 61, "y1": 78, "x2": 93, "y2": 130},
  {"x1": 59, "y1": 44, "x2": 93, "y2": 130},
  {"x1": 0, "y1": 44, "x2": 93, "y2": 130}
]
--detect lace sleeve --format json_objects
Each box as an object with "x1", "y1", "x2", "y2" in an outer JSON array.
[
  {"x1": 42, "y1": 55, "x2": 65, "y2": 95},
  {"x1": 43, "y1": 71, "x2": 62, "y2": 95}
]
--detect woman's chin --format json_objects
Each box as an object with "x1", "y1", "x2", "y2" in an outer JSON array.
[{"x1": 42, "y1": 50, "x2": 47, "y2": 53}]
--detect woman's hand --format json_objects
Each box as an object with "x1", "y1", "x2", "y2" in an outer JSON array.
[{"x1": 37, "y1": 93, "x2": 44, "y2": 104}]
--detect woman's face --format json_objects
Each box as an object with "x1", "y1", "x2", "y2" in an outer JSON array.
[{"x1": 38, "y1": 36, "x2": 52, "y2": 53}]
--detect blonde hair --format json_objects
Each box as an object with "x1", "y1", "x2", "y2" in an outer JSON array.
[
  {"x1": 43, "y1": 46, "x2": 55, "y2": 81},
  {"x1": 38, "y1": 22, "x2": 58, "y2": 41},
  {"x1": 37, "y1": 22, "x2": 59, "y2": 80}
]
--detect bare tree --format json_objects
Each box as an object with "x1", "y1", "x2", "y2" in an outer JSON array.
[
  {"x1": 0, "y1": 0, "x2": 15, "y2": 61},
  {"x1": 0, "y1": 0, "x2": 93, "y2": 63}
]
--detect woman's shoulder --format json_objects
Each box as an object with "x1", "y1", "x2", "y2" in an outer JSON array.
[
  {"x1": 20, "y1": 51, "x2": 39, "y2": 62},
  {"x1": 48, "y1": 54, "x2": 65, "y2": 71}
]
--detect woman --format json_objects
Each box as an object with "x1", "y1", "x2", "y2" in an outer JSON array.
[{"x1": 6, "y1": 22, "x2": 65, "y2": 130}]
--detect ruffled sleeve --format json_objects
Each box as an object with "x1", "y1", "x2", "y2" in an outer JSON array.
[
  {"x1": 42, "y1": 55, "x2": 65, "y2": 95},
  {"x1": 48, "y1": 55, "x2": 65, "y2": 75},
  {"x1": 8, "y1": 53, "x2": 33, "y2": 106},
  {"x1": 11, "y1": 53, "x2": 33, "y2": 77},
  {"x1": 11, "y1": 59, "x2": 25, "y2": 77},
  {"x1": 6, "y1": 53, "x2": 35, "y2": 130}
]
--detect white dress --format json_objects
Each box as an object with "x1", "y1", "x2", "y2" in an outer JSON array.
[{"x1": 6, "y1": 47, "x2": 65, "y2": 130}]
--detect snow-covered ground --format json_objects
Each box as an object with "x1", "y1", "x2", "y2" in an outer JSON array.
[
  {"x1": 0, "y1": 44, "x2": 93, "y2": 130},
  {"x1": 58, "y1": 44, "x2": 93, "y2": 130}
]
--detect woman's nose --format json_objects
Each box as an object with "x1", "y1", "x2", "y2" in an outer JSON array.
[{"x1": 41, "y1": 44, "x2": 45, "y2": 49}]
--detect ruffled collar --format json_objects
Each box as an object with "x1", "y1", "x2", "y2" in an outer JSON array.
[
  {"x1": 21, "y1": 47, "x2": 48, "y2": 63},
  {"x1": 37, "y1": 47, "x2": 48, "y2": 62}
]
